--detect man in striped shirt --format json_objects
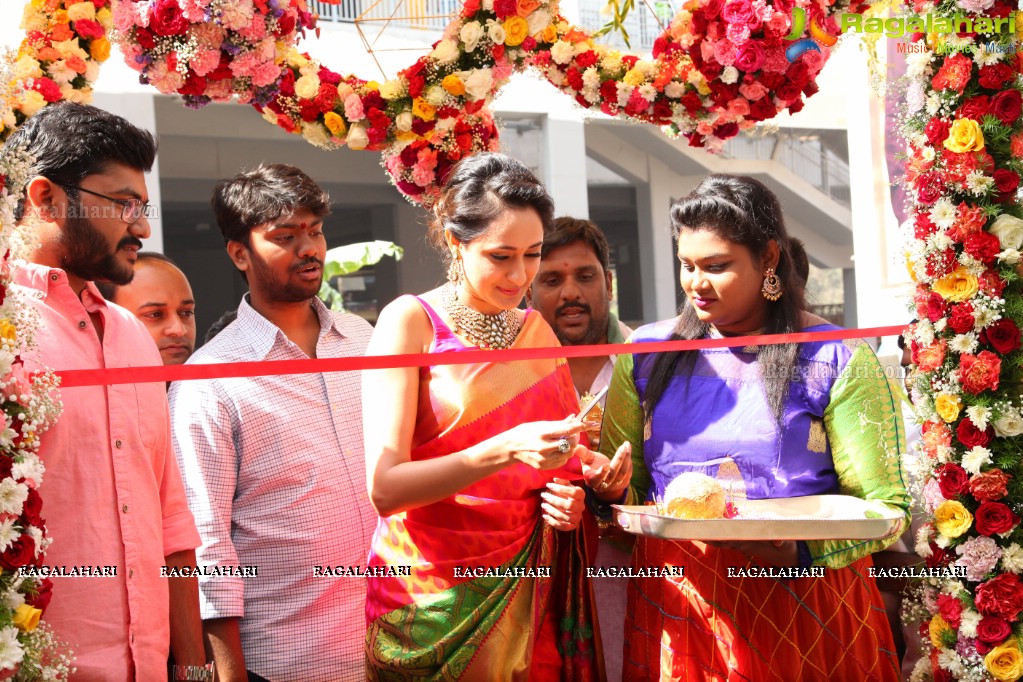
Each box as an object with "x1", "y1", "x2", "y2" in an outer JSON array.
[{"x1": 169, "y1": 164, "x2": 375, "y2": 681}]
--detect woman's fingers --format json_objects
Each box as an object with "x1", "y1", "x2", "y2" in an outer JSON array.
[{"x1": 543, "y1": 480, "x2": 584, "y2": 530}]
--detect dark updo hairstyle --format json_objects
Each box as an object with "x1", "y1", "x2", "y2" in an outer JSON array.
[
  {"x1": 428, "y1": 152, "x2": 554, "y2": 268},
  {"x1": 642, "y1": 174, "x2": 808, "y2": 425}
]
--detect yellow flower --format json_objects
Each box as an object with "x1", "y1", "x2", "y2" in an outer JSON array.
[
  {"x1": 503, "y1": 16, "x2": 529, "y2": 46},
  {"x1": 323, "y1": 111, "x2": 346, "y2": 137},
  {"x1": 365, "y1": 81, "x2": 380, "y2": 92},
  {"x1": 89, "y1": 37, "x2": 111, "y2": 62},
  {"x1": 934, "y1": 500, "x2": 973, "y2": 539},
  {"x1": 944, "y1": 118, "x2": 986, "y2": 153},
  {"x1": 67, "y1": 1, "x2": 97, "y2": 22},
  {"x1": 287, "y1": 50, "x2": 310, "y2": 69},
  {"x1": 933, "y1": 266, "x2": 979, "y2": 302},
  {"x1": 18, "y1": 90, "x2": 46, "y2": 118},
  {"x1": 929, "y1": 614, "x2": 952, "y2": 648},
  {"x1": 935, "y1": 393, "x2": 963, "y2": 423},
  {"x1": 13, "y1": 604, "x2": 41, "y2": 632},
  {"x1": 986, "y1": 640, "x2": 1023, "y2": 682},
  {"x1": 541, "y1": 25, "x2": 558, "y2": 43},
  {"x1": 412, "y1": 98, "x2": 436, "y2": 121},
  {"x1": 442, "y1": 74, "x2": 466, "y2": 97},
  {"x1": 96, "y1": 6, "x2": 113, "y2": 30},
  {"x1": 623, "y1": 68, "x2": 646, "y2": 87},
  {"x1": 0, "y1": 320, "x2": 16, "y2": 344},
  {"x1": 51, "y1": 9, "x2": 69, "y2": 25}
]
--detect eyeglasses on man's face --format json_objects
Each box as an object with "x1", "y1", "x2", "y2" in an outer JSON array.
[{"x1": 57, "y1": 182, "x2": 155, "y2": 224}]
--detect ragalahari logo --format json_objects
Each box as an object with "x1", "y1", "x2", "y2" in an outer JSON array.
[{"x1": 784, "y1": 7, "x2": 838, "y2": 62}]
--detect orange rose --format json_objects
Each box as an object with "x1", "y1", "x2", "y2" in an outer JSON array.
[
  {"x1": 914, "y1": 339, "x2": 947, "y2": 372},
  {"x1": 50, "y1": 23, "x2": 73, "y2": 41},
  {"x1": 922, "y1": 420, "x2": 953, "y2": 459},
  {"x1": 959, "y1": 350, "x2": 1002, "y2": 395},
  {"x1": 441, "y1": 74, "x2": 465, "y2": 96},
  {"x1": 65, "y1": 55, "x2": 87, "y2": 74},
  {"x1": 517, "y1": 0, "x2": 541, "y2": 16}
]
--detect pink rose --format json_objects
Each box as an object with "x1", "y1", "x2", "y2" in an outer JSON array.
[
  {"x1": 721, "y1": 0, "x2": 756, "y2": 26},
  {"x1": 726, "y1": 97, "x2": 750, "y2": 117},
  {"x1": 734, "y1": 42, "x2": 766, "y2": 73},
  {"x1": 150, "y1": 0, "x2": 189, "y2": 36},
  {"x1": 344, "y1": 94, "x2": 365, "y2": 122},
  {"x1": 739, "y1": 81, "x2": 768, "y2": 101}
]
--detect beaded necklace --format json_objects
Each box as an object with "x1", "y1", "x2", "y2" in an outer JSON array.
[{"x1": 441, "y1": 283, "x2": 522, "y2": 350}]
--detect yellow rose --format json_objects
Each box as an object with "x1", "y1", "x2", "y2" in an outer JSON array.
[
  {"x1": 935, "y1": 393, "x2": 963, "y2": 423},
  {"x1": 13, "y1": 55, "x2": 42, "y2": 81},
  {"x1": 944, "y1": 118, "x2": 986, "y2": 153},
  {"x1": 66, "y1": 1, "x2": 97, "y2": 22},
  {"x1": 0, "y1": 320, "x2": 16, "y2": 344},
  {"x1": 503, "y1": 16, "x2": 529, "y2": 46},
  {"x1": 18, "y1": 90, "x2": 46, "y2": 117},
  {"x1": 293, "y1": 74, "x2": 320, "y2": 100},
  {"x1": 541, "y1": 25, "x2": 558, "y2": 43},
  {"x1": 412, "y1": 98, "x2": 436, "y2": 121},
  {"x1": 442, "y1": 74, "x2": 466, "y2": 97},
  {"x1": 52, "y1": 9, "x2": 69, "y2": 25},
  {"x1": 365, "y1": 81, "x2": 380, "y2": 92},
  {"x1": 96, "y1": 6, "x2": 113, "y2": 30},
  {"x1": 89, "y1": 37, "x2": 111, "y2": 62},
  {"x1": 323, "y1": 111, "x2": 346, "y2": 136},
  {"x1": 986, "y1": 640, "x2": 1023, "y2": 682},
  {"x1": 929, "y1": 614, "x2": 952, "y2": 648},
  {"x1": 287, "y1": 49, "x2": 310, "y2": 69},
  {"x1": 934, "y1": 500, "x2": 973, "y2": 539},
  {"x1": 933, "y1": 266, "x2": 980, "y2": 302},
  {"x1": 623, "y1": 68, "x2": 646, "y2": 87},
  {"x1": 13, "y1": 604, "x2": 41, "y2": 632}
]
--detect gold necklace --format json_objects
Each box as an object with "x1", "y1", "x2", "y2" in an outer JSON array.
[{"x1": 441, "y1": 283, "x2": 522, "y2": 350}]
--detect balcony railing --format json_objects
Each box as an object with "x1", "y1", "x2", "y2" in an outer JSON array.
[
  {"x1": 722, "y1": 133, "x2": 851, "y2": 208},
  {"x1": 310, "y1": 0, "x2": 462, "y2": 30}
]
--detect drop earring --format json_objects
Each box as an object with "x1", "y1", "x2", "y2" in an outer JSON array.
[
  {"x1": 761, "y1": 268, "x2": 783, "y2": 301},
  {"x1": 447, "y1": 252, "x2": 463, "y2": 285}
]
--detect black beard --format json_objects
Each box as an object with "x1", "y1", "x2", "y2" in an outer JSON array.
[
  {"x1": 248, "y1": 254, "x2": 324, "y2": 304},
  {"x1": 60, "y1": 211, "x2": 139, "y2": 285}
]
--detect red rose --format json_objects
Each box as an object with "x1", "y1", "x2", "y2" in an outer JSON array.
[
  {"x1": 21, "y1": 487, "x2": 43, "y2": 527},
  {"x1": 786, "y1": 61, "x2": 811, "y2": 88},
  {"x1": 957, "y1": 95, "x2": 990, "y2": 121},
  {"x1": 680, "y1": 91, "x2": 704, "y2": 114},
  {"x1": 979, "y1": 62, "x2": 1014, "y2": 89},
  {"x1": 715, "y1": 122, "x2": 739, "y2": 139},
  {"x1": 925, "y1": 541, "x2": 952, "y2": 569},
  {"x1": 462, "y1": 0, "x2": 480, "y2": 15},
  {"x1": 25, "y1": 577, "x2": 52, "y2": 613},
  {"x1": 178, "y1": 73, "x2": 207, "y2": 97},
  {"x1": 776, "y1": 81, "x2": 802, "y2": 103},
  {"x1": 925, "y1": 118, "x2": 951, "y2": 146},
  {"x1": 914, "y1": 289, "x2": 945, "y2": 322},
  {"x1": 957, "y1": 418, "x2": 994, "y2": 448},
  {"x1": 994, "y1": 168, "x2": 1020, "y2": 196},
  {"x1": 274, "y1": 12, "x2": 296, "y2": 37},
  {"x1": 932, "y1": 53, "x2": 973, "y2": 93},
  {"x1": 991, "y1": 90, "x2": 1023, "y2": 125},
  {"x1": 150, "y1": 0, "x2": 189, "y2": 36},
  {"x1": 975, "y1": 501, "x2": 1020, "y2": 536},
  {"x1": 959, "y1": 350, "x2": 1002, "y2": 395},
  {"x1": 964, "y1": 231, "x2": 1003, "y2": 264},
  {"x1": 947, "y1": 303, "x2": 975, "y2": 334},
  {"x1": 915, "y1": 170, "x2": 944, "y2": 205},
  {"x1": 494, "y1": 0, "x2": 516, "y2": 18},
  {"x1": 31, "y1": 77, "x2": 61, "y2": 103},
  {"x1": 759, "y1": 71, "x2": 786, "y2": 89},
  {"x1": 938, "y1": 594, "x2": 964, "y2": 628},
  {"x1": 975, "y1": 574, "x2": 1023, "y2": 621},
  {"x1": 979, "y1": 269, "x2": 1007, "y2": 297},
  {"x1": 749, "y1": 97, "x2": 777, "y2": 121},
  {"x1": 0, "y1": 536, "x2": 35, "y2": 570},
  {"x1": 977, "y1": 616, "x2": 1013, "y2": 645},
  {"x1": 73, "y1": 18, "x2": 104, "y2": 40},
  {"x1": 937, "y1": 463, "x2": 970, "y2": 499},
  {"x1": 971, "y1": 469, "x2": 1012, "y2": 502},
  {"x1": 983, "y1": 318, "x2": 1022, "y2": 355}
]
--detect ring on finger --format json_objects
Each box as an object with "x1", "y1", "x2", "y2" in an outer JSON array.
[{"x1": 557, "y1": 436, "x2": 572, "y2": 454}]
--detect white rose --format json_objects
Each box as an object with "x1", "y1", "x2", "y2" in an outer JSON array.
[
  {"x1": 999, "y1": 248, "x2": 1021, "y2": 264},
  {"x1": 425, "y1": 85, "x2": 446, "y2": 106},
  {"x1": 994, "y1": 409, "x2": 1023, "y2": 437},
  {"x1": 436, "y1": 116, "x2": 457, "y2": 132},
  {"x1": 67, "y1": 1, "x2": 97, "y2": 22},
  {"x1": 527, "y1": 9, "x2": 550, "y2": 36},
  {"x1": 294, "y1": 74, "x2": 321, "y2": 100},
  {"x1": 395, "y1": 111, "x2": 413, "y2": 132},
  {"x1": 720, "y1": 66, "x2": 739, "y2": 84},
  {"x1": 550, "y1": 40, "x2": 574, "y2": 65},
  {"x1": 664, "y1": 81, "x2": 685, "y2": 98},
  {"x1": 431, "y1": 39, "x2": 460, "y2": 65},
  {"x1": 461, "y1": 69, "x2": 493, "y2": 101},
  {"x1": 487, "y1": 20, "x2": 506, "y2": 45},
  {"x1": 460, "y1": 21, "x2": 484, "y2": 53},
  {"x1": 379, "y1": 79, "x2": 404, "y2": 101},
  {"x1": 990, "y1": 213, "x2": 1023, "y2": 250},
  {"x1": 301, "y1": 122, "x2": 331, "y2": 149},
  {"x1": 346, "y1": 123, "x2": 370, "y2": 150},
  {"x1": 84, "y1": 60, "x2": 100, "y2": 83}
]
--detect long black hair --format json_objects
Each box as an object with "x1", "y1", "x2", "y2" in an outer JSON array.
[{"x1": 641, "y1": 175, "x2": 808, "y2": 426}]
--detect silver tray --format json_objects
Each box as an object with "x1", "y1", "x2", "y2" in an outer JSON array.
[{"x1": 613, "y1": 495, "x2": 903, "y2": 541}]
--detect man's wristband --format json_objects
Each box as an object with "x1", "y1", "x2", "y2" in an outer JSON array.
[{"x1": 172, "y1": 663, "x2": 215, "y2": 682}]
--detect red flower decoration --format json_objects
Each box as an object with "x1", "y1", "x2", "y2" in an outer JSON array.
[
  {"x1": 975, "y1": 501, "x2": 1020, "y2": 536},
  {"x1": 975, "y1": 573, "x2": 1023, "y2": 621},
  {"x1": 958, "y1": 351, "x2": 1002, "y2": 395},
  {"x1": 983, "y1": 319, "x2": 1022, "y2": 355},
  {"x1": 957, "y1": 418, "x2": 994, "y2": 448},
  {"x1": 936, "y1": 462, "x2": 970, "y2": 499},
  {"x1": 150, "y1": 0, "x2": 189, "y2": 36},
  {"x1": 971, "y1": 469, "x2": 1012, "y2": 502},
  {"x1": 931, "y1": 53, "x2": 973, "y2": 93}
]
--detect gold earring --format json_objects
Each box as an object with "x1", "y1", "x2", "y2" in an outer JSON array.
[
  {"x1": 447, "y1": 252, "x2": 463, "y2": 285},
  {"x1": 761, "y1": 268, "x2": 783, "y2": 301}
]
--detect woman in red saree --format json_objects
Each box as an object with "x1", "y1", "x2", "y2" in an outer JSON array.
[{"x1": 362, "y1": 153, "x2": 631, "y2": 680}]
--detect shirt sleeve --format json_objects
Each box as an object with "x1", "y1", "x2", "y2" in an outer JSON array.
[
  {"x1": 157, "y1": 389, "x2": 202, "y2": 556},
  {"x1": 599, "y1": 350, "x2": 650, "y2": 506},
  {"x1": 168, "y1": 378, "x2": 244, "y2": 620},
  {"x1": 806, "y1": 341, "x2": 913, "y2": 569}
]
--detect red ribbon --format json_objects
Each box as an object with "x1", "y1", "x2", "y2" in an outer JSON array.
[{"x1": 56, "y1": 324, "x2": 907, "y2": 388}]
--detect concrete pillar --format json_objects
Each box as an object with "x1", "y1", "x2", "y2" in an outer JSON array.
[
  {"x1": 92, "y1": 92, "x2": 164, "y2": 252},
  {"x1": 542, "y1": 116, "x2": 589, "y2": 219}
]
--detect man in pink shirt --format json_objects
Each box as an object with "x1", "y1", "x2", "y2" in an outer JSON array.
[{"x1": 3, "y1": 103, "x2": 209, "y2": 681}]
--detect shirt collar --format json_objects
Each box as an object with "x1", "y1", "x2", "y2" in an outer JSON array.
[
  {"x1": 607, "y1": 310, "x2": 627, "y2": 345},
  {"x1": 236, "y1": 294, "x2": 341, "y2": 360},
  {"x1": 13, "y1": 260, "x2": 110, "y2": 312}
]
